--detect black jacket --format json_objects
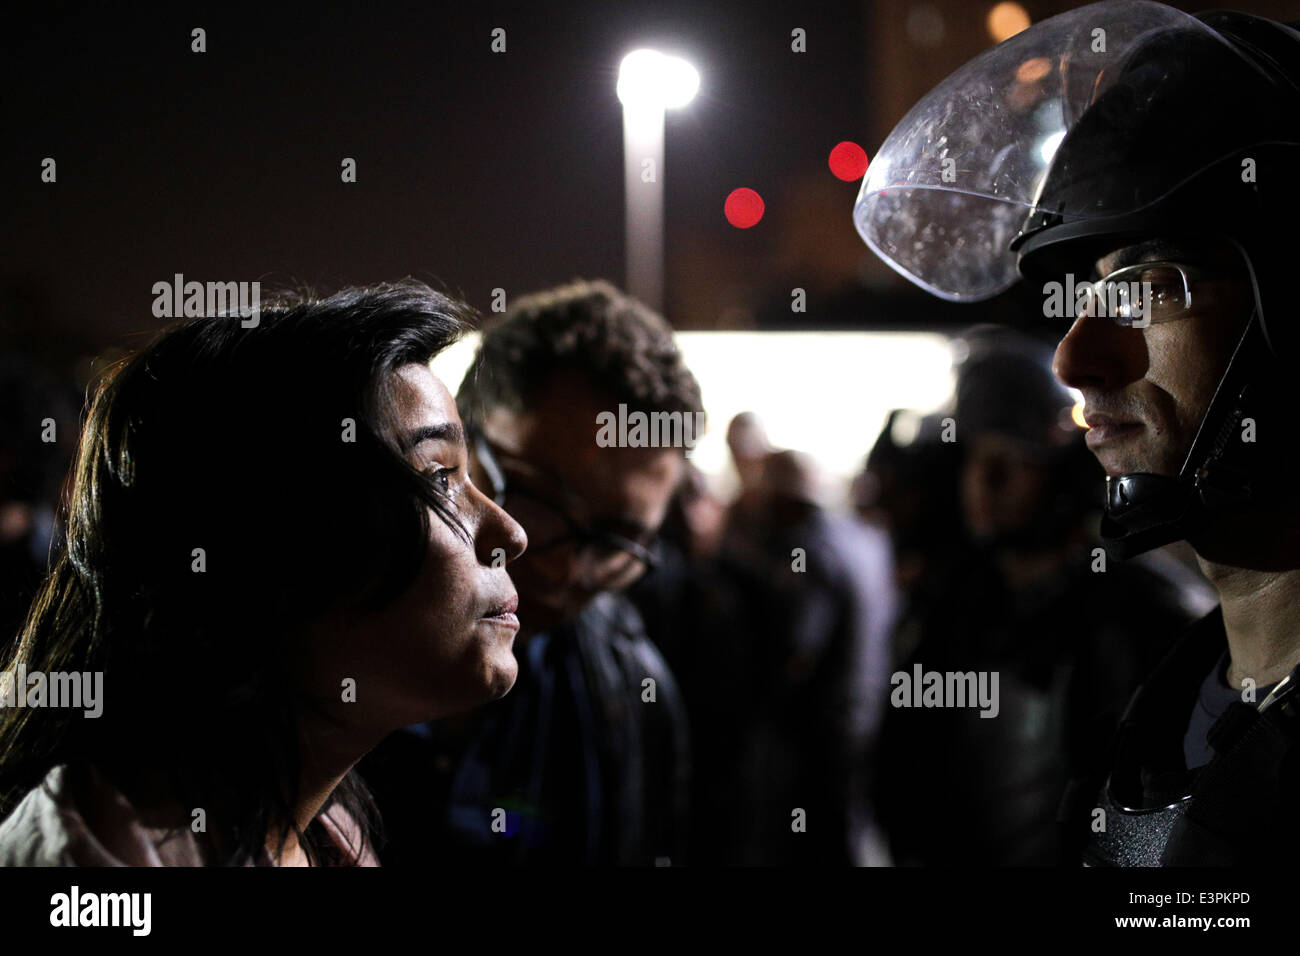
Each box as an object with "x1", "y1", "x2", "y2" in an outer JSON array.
[
  {"x1": 1071, "y1": 607, "x2": 1300, "y2": 866},
  {"x1": 361, "y1": 592, "x2": 691, "y2": 866},
  {"x1": 878, "y1": 548, "x2": 1196, "y2": 865}
]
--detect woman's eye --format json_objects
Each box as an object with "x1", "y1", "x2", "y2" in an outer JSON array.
[{"x1": 428, "y1": 466, "x2": 458, "y2": 494}]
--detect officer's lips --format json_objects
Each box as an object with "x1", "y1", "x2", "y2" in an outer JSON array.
[
  {"x1": 1083, "y1": 413, "x2": 1146, "y2": 475},
  {"x1": 1083, "y1": 412, "x2": 1143, "y2": 446}
]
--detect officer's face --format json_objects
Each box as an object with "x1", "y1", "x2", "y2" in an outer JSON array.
[{"x1": 1052, "y1": 238, "x2": 1252, "y2": 479}]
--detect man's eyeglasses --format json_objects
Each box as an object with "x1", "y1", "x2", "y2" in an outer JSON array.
[
  {"x1": 1082, "y1": 261, "x2": 1209, "y2": 328},
  {"x1": 470, "y1": 427, "x2": 662, "y2": 574}
]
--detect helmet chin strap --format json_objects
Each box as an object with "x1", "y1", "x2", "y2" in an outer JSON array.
[{"x1": 1100, "y1": 312, "x2": 1264, "y2": 560}]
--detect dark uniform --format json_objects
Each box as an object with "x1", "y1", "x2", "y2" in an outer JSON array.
[
  {"x1": 362, "y1": 592, "x2": 690, "y2": 866},
  {"x1": 880, "y1": 548, "x2": 1198, "y2": 865},
  {"x1": 1072, "y1": 608, "x2": 1300, "y2": 866}
]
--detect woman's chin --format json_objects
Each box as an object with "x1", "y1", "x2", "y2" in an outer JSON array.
[
  {"x1": 482, "y1": 653, "x2": 518, "y2": 701},
  {"x1": 410, "y1": 650, "x2": 518, "y2": 722}
]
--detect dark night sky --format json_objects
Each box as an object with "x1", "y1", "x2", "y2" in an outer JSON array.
[{"x1": 3, "y1": 0, "x2": 869, "y2": 352}]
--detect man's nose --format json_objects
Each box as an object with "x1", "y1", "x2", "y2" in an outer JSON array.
[{"x1": 1052, "y1": 310, "x2": 1146, "y2": 392}]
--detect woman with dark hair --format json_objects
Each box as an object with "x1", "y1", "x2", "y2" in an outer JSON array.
[{"x1": 0, "y1": 279, "x2": 527, "y2": 866}]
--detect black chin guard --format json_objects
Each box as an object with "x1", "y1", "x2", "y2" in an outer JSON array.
[
  {"x1": 1100, "y1": 317, "x2": 1263, "y2": 560},
  {"x1": 1101, "y1": 473, "x2": 1198, "y2": 559}
]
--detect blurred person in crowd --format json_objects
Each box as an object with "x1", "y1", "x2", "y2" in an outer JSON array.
[
  {"x1": 853, "y1": 409, "x2": 963, "y2": 617},
  {"x1": 727, "y1": 412, "x2": 769, "y2": 498},
  {"x1": 0, "y1": 356, "x2": 76, "y2": 642},
  {"x1": 362, "y1": 279, "x2": 698, "y2": 866},
  {"x1": 627, "y1": 464, "x2": 753, "y2": 864},
  {"x1": 629, "y1": 463, "x2": 727, "y2": 670},
  {"x1": 727, "y1": 413, "x2": 768, "y2": 484},
  {"x1": 734, "y1": 448, "x2": 897, "y2": 865},
  {"x1": 875, "y1": 327, "x2": 1207, "y2": 865},
  {"x1": 721, "y1": 411, "x2": 772, "y2": 558},
  {"x1": 0, "y1": 281, "x2": 527, "y2": 866}
]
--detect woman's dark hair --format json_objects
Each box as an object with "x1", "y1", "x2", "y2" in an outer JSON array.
[{"x1": 0, "y1": 279, "x2": 474, "y2": 864}]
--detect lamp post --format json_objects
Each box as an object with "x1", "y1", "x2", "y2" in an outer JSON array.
[{"x1": 617, "y1": 49, "x2": 699, "y2": 312}]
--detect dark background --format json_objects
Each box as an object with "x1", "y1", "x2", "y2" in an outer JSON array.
[{"x1": 4, "y1": 0, "x2": 1298, "y2": 370}]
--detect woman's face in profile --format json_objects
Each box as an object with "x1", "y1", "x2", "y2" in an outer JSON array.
[{"x1": 295, "y1": 363, "x2": 528, "y2": 732}]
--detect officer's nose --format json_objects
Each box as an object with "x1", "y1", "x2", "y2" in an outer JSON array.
[{"x1": 1053, "y1": 305, "x2": 1147, "y2": 393}]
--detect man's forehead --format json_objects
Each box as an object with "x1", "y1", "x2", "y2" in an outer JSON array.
[
  {"x1": 1093, "y1": 237, "x2": 1240, "y2": 276},
  {"x1": 1094, "y1": 239, "x2": 1186, "y2": 276},
  {"x1": 485, "y1": 403, "x2": 682, "y2": 522}
]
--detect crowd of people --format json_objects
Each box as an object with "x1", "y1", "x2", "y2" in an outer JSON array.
[
  {"x1": 0, "y1": 277, "x2": 1220, "y2": 867},
  {"x1": 4, "y1": 3, "x2": 1300, "y2": 868}
]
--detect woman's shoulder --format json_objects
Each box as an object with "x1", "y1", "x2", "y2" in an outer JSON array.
[
  {"x1": 0, "y1": 763, "x2": 379, "y2": 867},
  {"x1": 0, "y1": 764, "x2": 79, "y2": 866},
  {"x1": 0, "y1": 763, "x2": 209, "y2": 867},
  {"x1": 316, "y1": 801, "x2": 380, "y2": 867}
]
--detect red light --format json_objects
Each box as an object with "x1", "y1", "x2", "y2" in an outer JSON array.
[
  {"x1": 828, "y1": 141, "x2": 869, "y2": 181},
  {"x1": 724, "y1": 188, "x2": 765, "y2": 229}
]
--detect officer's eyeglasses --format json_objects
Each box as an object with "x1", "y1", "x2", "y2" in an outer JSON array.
[
  {"x1": 1081, "y1": 261, "x2": 1208, "y2": 328},
  {"x1": 469, "y1": 427, "x2": 662, "y2": 576}
]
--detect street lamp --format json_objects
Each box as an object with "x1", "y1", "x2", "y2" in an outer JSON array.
[{"x1": 617, "y1": 49, "x2": 699, "y2": 312}]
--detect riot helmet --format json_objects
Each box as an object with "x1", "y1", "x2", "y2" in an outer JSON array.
[{"x1": 855, "y1": 1, "x2": 1300, "y2": 556}]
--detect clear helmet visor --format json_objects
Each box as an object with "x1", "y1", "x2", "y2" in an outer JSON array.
[{"x1": 853, "y1": 0, "x2": 1282, "y2": 301}]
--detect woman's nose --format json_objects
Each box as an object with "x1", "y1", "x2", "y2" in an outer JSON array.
[{"x1": 476, "y1": 492, "x2": 527, "y2": 566}]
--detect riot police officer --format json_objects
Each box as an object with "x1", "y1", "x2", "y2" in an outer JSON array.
[{"x1": 856, "y1": 2, "x2": 1300, "y2": 865}]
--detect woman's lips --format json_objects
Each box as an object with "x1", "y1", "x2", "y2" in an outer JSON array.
[{"x1": 480, "y1": 594, "x2": 520, "y2": 630}]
